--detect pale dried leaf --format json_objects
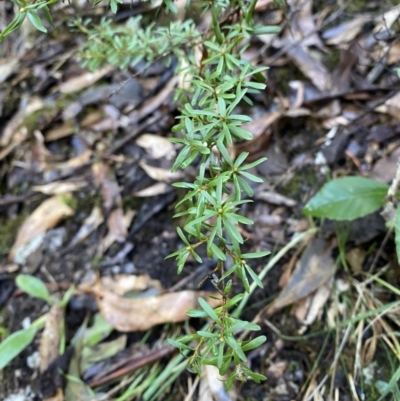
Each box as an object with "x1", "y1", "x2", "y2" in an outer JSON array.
[
  {"x1": 57, "y1": 66, "x2": 115, "y2": 94},
  {"x1": 323, "y1": 16, "x2": 371, "y2": 46},
  {"x1": 139, "y1": 161, "x2": 183, "y2": 183},
  {"x1": 133, "y1": 182, "x2": 173, "y2": 197},
  {"x1": 136, "y1": 134, "x2": 175, "y2": 159},
  {"x1": 92, "y1": 162, "x2": 122, "y2": 210},
  {"x1": 374, "y1": 5, "x2": 400, "y2": 32},
  {"x1": 288, "y1": 46, "x2": 332, "y2": 91},
  {"x1": 346, "y1": 247, "x2": 366, "y2": 275},
  {"x1": 44, "y1": 124, "x2": 74, "y2": 141},
  {"x1": 70, "y1": 206, "x2": 104, "y2": 246},
  {"x1": 294, "y1": 278, "x2": 333, "y2": 329},
  {"x1": 256, "y1": 191, "x2": 297, "y2": 207},
  {"x1": 101, "y1": 274, "x2": 163, "y2": 296},
  {"x1": 200, "y1": 365, "x2": 232, "y2": 401},
  {"x1": 107, "y1": 208, "x2": 129, "y2": 242},
  {"x1": 33, "y1": 181, "x2": 87, "y2": 195},
  {"x1": 80, "y1": 278, "x2": 223, "y2": 331},
  {"x1": 0, "y1": 97, "x2": 44, "y2": 147},
  {"x1": 0, "y1": 58, "x2": 19, "y2": 84},
  {"x1": 388, "y1": 40, "x2": 400, "y2": 65},
  {"x1": 52, "y1": 150, "x2": 92, "y2": 171},
  {"x1": 375, "y1": 92, "x2": 400, "y2": 120},
  {"x1": 97, "y1": 210, "x2": 135, "y2": 255},
  {"x1": 39, "y1": 305, "x2": 64, "y2": 373},
  {"x1": 267, "y1": 238, "x2": 335, "y2": 315},
  {"x1": 10, "y1": 195, "x2": 74, "y2": 260}
]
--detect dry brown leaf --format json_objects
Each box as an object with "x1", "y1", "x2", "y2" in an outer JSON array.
[
  {"x1": 92, "y1": 162, "x2": 122, "y2": 210},
  {"x1": 388, "y1": 40, "x2": 400, "y2": 65},
  {"x1": 370, "y1": 146, "x2": 400, "y2": 183},
  {"x1": 374, "y1": 5, "x2": 400, "y2": 33},
  {"x1": 70, "y1": 206, "x2": 104, "y2": 246},
  {"x1": 293, "y1": 279, "x2": 332, "y2": 330},
  {"x1": 375, "y1": 92, "x2": 400, "y2": 120},
  {"x1": 33, "y1": 181, "x2": 87, "y2": 195},
  {"x1": 133, "y1": 182, "x2": 173, "y2": 197},
  {"x1": 346, "y1": 247, "x2": 366, "y2": 275},
  {"x1": 130, "y1": 75, "x2": 178, "y2": 122},
  {"x1": 139, "y1": 161, "x2": 183, "y2": 183},
  {"x1": 107, "y1": 208, "x2": 129, "y2": 242},
  {"x1": 39, "y1": 305, "x2": 64, "y2": 373},
  {"x1": 101, "y1": 274, "x2": 163, "y2": 296},
  {"x1": 323, "y1": 16, "x2": 371, "y2": 46},
  {"x1": 256, "y1": 191, "x2": 297, "y2": 207},
  {"x1": 80, "y1": 278, "x2": 223, "y2": 332},
  {"x1": 136, "y1": 134, "x2": 175, "y2": 159},
  {"x1": 288, "y1": 46, "x2": 332, "y2": 91},
  {"x1": 57, "y1": 65, "x2": 115, "y2": 94},
  {"x1": 52, "y1": 150, "x2": 92, "y2": 171},
  {"x1": 9, "y1": 195, "x2": 74, "y2": 260},
  {"x1": 44, "y1": 124, "x2": 74, "y2": 141},
  {"x1": 0, "y1": 97, "x2": 44, "y2": 147},
  {"x1": 0, "y1": 58, "x2": 19, "y2": 84},
  {"x1": 267, "y1": 237, "x2": 335, "y2": 316},
  {"x1": 97, "y1": 209, "x2": 135, "y2": 255}
]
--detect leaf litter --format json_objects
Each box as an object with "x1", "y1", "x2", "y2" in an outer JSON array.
[{"x1": 1, "y1": 0, "x2": 400, "y2": 400}]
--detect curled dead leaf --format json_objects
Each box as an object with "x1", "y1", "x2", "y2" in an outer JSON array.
[
  {"x1": 39, "y1": 305, "x2": 64, "y2": 373},
  {"x1": 33, "y1": 181, "x2": 87, "y2": 195},
  {"x1": 9, "y1": 195, "x2": 74, "y2": 261},
  {"x1": 80, "y1": 278, "x2": 223, "y2": 332},
  {"x1": 267, "y1": 238, "x2": 335, "y2": 316},
  {"x1": 136, "y1": 133, "x2": 175, "y2": 159},
  {"x1": 139, "y1": 161, "x2": 183, "y2": 183}
]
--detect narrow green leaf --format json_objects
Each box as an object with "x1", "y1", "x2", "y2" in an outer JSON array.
[
  {"x1": 208, "y1": 242, "x2": 226, "y2": 261},
  {"x1": 241, "y1": 335, "x2": 267, "y2": 352},
  {"x1": 242, "y1": 250, "x2": 271, "y2": 258},
  {"x1": 303, "y1": 176, "x2": 388, "y2": 221},
  {"x1": 16, "y1": 274, "x2": 52, "y2": 304},
  {"x1": 0, "y1": 327, "x2": 37, "y2": 369},
  {"x1": 241, "y1": 157, "x2": 267, "y2": 170},
  {"x1": 224, "y1": 294, "x2": 244, "y2": 309},
  {"x1": 225, "y1": 336, "x2": 246, "y2": 361},
  {"x1": 244, "y1": 264, "x2": 263, "y2": 288},
  {"x1": 224, "y1": 218, "x2": 243, "y2": 244},
  {"x1": 186, "y1": 309, "x2": 208, "y2": 318},
  {"x1": 197, "y1": 331, "x2": 219, "y2": 339},
  {"x1": 167, "y1": 339, "x2": 193, "y2": 351},
  {"x1": 198, "y1": 297, "x2": 221, "y2": 324},
  {"x1": 396, "y1": 206, "x2": 400, "y2": 264},
  {"x1": 239, "y1": 170, "x2": 264, "y2": 183},
  {"x1": 27, "y1": 10, "x2": 47, "y2": 33}
]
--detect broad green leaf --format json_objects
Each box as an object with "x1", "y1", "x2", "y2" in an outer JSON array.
[
  {"x1": 396, "y1": 206, "x2": 400, "y2": 264},
  {"x1": 0, "y1": 327, "x2": 37, "y2": 369},
  {"x1": 198, "y1": 297, "x2": 221, "y2": 324},
  {"x1": 303, "y1": 176, "x2": 388, "y2": 221},
  {"x1": 16, "y1": 274, "x2": 52, "y2": 304}
]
